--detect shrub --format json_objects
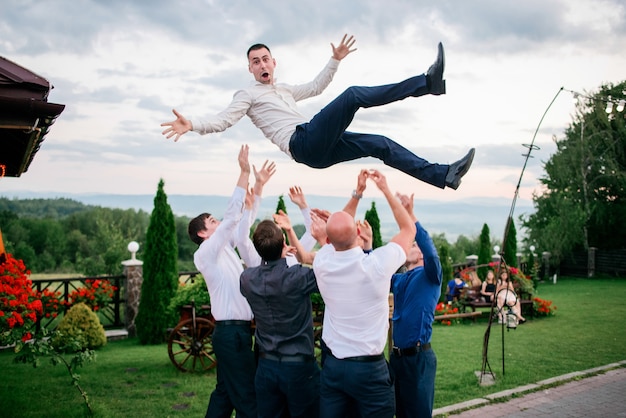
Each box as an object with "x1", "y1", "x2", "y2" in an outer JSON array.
[
  {"x1": 53, "y1": 302, "x2": 107, "y2": 351},
  {"x1": 168, "y1": 279, "x2": 211, "y2": 323}
]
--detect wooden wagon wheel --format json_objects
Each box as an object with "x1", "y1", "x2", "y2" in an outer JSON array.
[{"x1": 168, "y1": 317, "x2": 216, "y2": 372}]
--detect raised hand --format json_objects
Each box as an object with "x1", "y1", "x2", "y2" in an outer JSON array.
[
  {"x1": 310, "y1": 211, "x2": 328, "y2": 244},
  {"x1": 238, "y1": 145, "x2": 251, "y2": 174},
  {"x1": 356, "y1": 169, "x2": 368, "y2": 195},
  {"x1": 161, "y1": 109, "x2": 192, "y2": 142},
  {"x1": 253, "y1": 160, "x2": 277, "y2": 187},
  {"x1": 288, "y1": 186, "x2": 308, "y2": 209},
  {"x1": 357, "y1": 219, "x2": 373, "y2": 250},
  {"x1": 273, "y1": 209, "x2": 292, "y2": 232},
  {"x1": 368, "y1": 169, "x2": 390, "y2": 193},
  {"x1": 395, "y1": 192, "x2": 417, "y2": 222},
  {"x1": 395, "y1": 192, "x2": 415, "y2": 215},
  {"x1": 331, "y1": 34, "x2": 357, "y2": 61},
  {"x1": 311, "y1": 208, "x2": 331, "y2": 223}
]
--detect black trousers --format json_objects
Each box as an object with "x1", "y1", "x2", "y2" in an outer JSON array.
[{"x1": 205, "y1": 322, "x2": 257, "y2": 418}]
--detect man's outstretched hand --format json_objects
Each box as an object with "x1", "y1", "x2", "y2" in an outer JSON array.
[
  {"x1": 161, "y1": 109, "x2": 192, "y2": 142},
  {"x1": 331, "y1": 34, "x2": 357, "y2": 61}
]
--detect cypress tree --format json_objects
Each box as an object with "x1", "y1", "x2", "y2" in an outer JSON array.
[
  {"x1": 365, "y1": 201, "x2": 382, "y2": 249},
  {"x1": 477, "y1": 223, "x2": 491, "y2": 279},
  {"x1": 504, "y1": 217, "x2": 518, "y2": 268},
  {"x1": 438, "y1": 243, "x2": 452, "y2": 302},
  {"x1": 136, "y1": 179, "x2": 179, "y2": 344},
  {"x1": 275, "y1": 195, "x2": 289, "y2": 244}
]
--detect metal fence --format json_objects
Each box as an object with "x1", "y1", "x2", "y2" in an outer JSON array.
[
  {"x1": 32, "y1": 274, "x2": 125, "y2": 330},
  {"x1": 31, "y1": 271, "x2": 203, "y2": 332}
]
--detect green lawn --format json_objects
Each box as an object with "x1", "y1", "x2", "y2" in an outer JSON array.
[{"x1": 1, "y1": 277, "x2": 624, "y2": 417}]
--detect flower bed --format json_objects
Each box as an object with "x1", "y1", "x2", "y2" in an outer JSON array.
[
  {"x1": 0, "y1": 253, "x2": 43, "y2": 345},
  {"x1": 435, "y1": 302, "x2": 459, "y2": 326}
]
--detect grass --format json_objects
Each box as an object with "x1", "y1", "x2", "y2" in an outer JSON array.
[{"x1": 1, "y1": 277, "x2": 624, "y2": 417}]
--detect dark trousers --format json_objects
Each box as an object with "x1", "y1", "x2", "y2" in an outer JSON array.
[
  {"x1": 289, "y1": 74, "x2": 448, "y2": 188},
  {"x1": 320, "y1": 354, "x2": 395, "y2": 418},
  {"x1": 205, "y1": 323, "x2": 257, "y2": 418},
  {"x1": 389, "y1": 347, "x2": 437, "y2": 418},
  {"x1": 255, "y1": 357, "x2": 320, "y2": 418}
]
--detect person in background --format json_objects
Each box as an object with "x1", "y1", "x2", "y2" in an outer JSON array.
[
  {"x1": 495, "y1": 268, "x2": 526, "y2": 324},
  {"x1": 389, "y1": 192, "x2": 442, "y2": 418},
  {"x1": 481, "y1": 269, "x2": 497, "y2": 303},
  {"x1": 445, "y1": 275, "x2": 466, "y2": 302}
]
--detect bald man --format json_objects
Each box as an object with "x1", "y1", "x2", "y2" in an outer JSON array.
[{"x1": 311, "y1": 169, "x2": 416, "y2": 418}]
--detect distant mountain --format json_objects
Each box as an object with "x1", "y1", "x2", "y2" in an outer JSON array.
[{"x1": 0, "y1": 191, "x2": 535, "y2": 242}]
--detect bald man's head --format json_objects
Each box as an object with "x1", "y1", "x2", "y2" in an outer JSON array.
[{"x1": 326, "y1": 211, "x2": 358, "y2": 251}]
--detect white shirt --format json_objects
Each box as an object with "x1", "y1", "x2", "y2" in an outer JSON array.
[
  {"x1": 313, "y1": 242, "x2": 406, "y2": 358},
  {"x1": 193, "y1": 186, "x2": 253, "y2": 321},
  {"x1": 192, "y1": 58, "x2": 340, "y2": 158}
]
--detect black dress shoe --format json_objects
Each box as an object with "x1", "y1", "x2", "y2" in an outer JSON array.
[
  {"x1": 426, "y1": 42, "x2": 446, "y2": 95},
  {"x1": 445, "y1": 148, "x2": 475, "y2": 190}
]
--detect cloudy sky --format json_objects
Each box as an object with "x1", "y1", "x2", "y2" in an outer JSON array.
[{"x1": 1, "y1": 0, "x2": 625, "y2": 208}]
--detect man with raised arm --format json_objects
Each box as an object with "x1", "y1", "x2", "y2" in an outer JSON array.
[
  {"x1": 389, "y1": 192, "x2": 443, "y2": 418},
  {"x1": 310, "y1": 169, "x2": 415, "y2": 417},
  {"x1": 186, "y1": 145, "x2": 274, "y2": 418}
]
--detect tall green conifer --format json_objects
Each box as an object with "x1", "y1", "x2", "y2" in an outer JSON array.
[
  {"x1": 365, "y1": 201, "x2": 382, "y2": 249},
  {"x1": 477, "y1": 223, "x2": 491, "y2": 279},
  {"x1": 136, "y1": 179, "x2": 178, "y2": 344}
]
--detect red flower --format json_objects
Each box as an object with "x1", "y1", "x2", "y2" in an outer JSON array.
[
  {"x1": 0, "y1": 253, "x2": 45, "y2": 345},
  {"x1": 65, "y1": 279, "x2": 116, "y2": 312}
]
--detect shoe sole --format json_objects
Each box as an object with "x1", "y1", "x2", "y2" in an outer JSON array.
[{"x1": 448, "y1": 148, "x2": 476, "y2": 190}]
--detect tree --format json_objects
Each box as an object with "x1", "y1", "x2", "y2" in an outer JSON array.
[
  {"x1": 477, "y1": 223, "x2": 491, "y2": 279},
  {"x1": 523, "y1": 81, "x2": 626, "y2": 261},
  {"x1": 365, "y1": 201, "x2": 382, "y2": 249},
  {"x1": 503, "y1": 217, "x2": 518, "y2": 268},
  {"x1": 450, "y1": 234, "x2": 479, "y2": 264},
  {"x1": 136, "y1": 179, "x2": 179, "y2": 344},
  {"x1": 275, "y1": 194, "x2": 287, "y2": 215},
  {"x1": 275, "y1": 195, "x2": 289, "y2": 244},
  {"x1": 438, "y1": 242, "x2": 452, "y2": 302}
]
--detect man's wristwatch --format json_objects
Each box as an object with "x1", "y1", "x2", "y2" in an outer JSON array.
[{"x1": 352, "y1": 190, "x2": 363, "y2": 200}]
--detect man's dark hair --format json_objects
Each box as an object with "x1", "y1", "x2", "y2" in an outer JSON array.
[
  {"x1": 188, "y1": 213, "x2": 211, "y2": 246},
  {"x1": 247, "y1": 43, "x2": 271, "y2": 59},
  {"x1": 252, "y1": 220, "x2": 284, "y2": 261}
]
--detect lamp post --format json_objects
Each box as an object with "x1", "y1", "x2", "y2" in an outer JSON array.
[
  {"x1": 492, "y1": 245, "x2": 501, "y2": 263},
  {"x1": 128, "y1": 241, "x2": 139, "y2": 260}
]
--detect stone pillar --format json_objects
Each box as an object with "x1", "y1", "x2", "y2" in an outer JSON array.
[{"x1": 121, "y1": 242, "x2": 143, "y2": 338}]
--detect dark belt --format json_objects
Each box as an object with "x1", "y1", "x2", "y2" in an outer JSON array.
[
  {"x1": 214, "y1": 320, "x2": 251, "y2": 327},
  {"x1": 259, "y1": 352, "x2": 313, "y2": 363},
  {"x1": 341, "y1": 353, "x2": 385, "y2": 362},
  {"x1": 391, "y1": 342, "x2": 431, "y2": 357}
]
